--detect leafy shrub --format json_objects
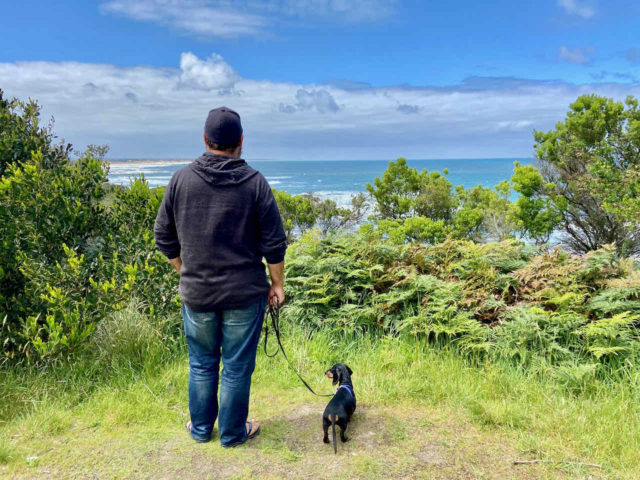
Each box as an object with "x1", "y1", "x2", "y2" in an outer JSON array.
[
  {"x1": 282, "y1": 231, "x2": 640, "y2": 377},
  {"x1": 273, "y1": 189, "x2": 367, "y2": 242},
  {"x1": 359, "y1": 216, "x2": 449, "y2": 245},
  {"x1": 579, "y1": 312, "x2": 640, "y2": 365},
  {"x1": 0, "y1": 89, "x2": 70, "y2": 177},
  {"x1": 0, "y1": 93, "x2": 179, "y2": 363},
  {"x1": 366, "y1": 157, "x2": 455, "y2": 220},
  {"x1": 532, "y1": 94, "x2": 640, "y2": 254},
  {"x1": 0, "y1": 148, "x2": 109, "y2": 360},
  {"x1": 453, "y1": 181, "x2": 519, "y2": 242}
]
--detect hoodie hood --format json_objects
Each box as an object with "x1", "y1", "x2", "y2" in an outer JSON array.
[{"x1": 189, "y1": 152, "x2": 258, "y2": 186}]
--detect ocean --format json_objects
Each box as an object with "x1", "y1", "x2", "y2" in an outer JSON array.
[{"x1": 107, "y1": 158, "x2": 532, "y2": 206}]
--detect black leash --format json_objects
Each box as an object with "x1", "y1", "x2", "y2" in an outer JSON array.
[{"x1": 263, "y1": 302, "x2": 333, "y2": 397}]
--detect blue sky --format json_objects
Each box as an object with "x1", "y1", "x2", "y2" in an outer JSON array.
[{"x1": 2, "y1": 0, "x2": 640, "y2": 159}]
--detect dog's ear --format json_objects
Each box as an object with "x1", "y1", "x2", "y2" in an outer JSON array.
[
  {"x1": 346, "y1": 365, "x2": 353, "y2": 376},
  {"x1": 332, "y1": 366, "x2": 340, "y2": 385}
]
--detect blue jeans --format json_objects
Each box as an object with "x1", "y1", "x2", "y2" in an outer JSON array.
[{"x1": 182, "y1": 296, "x2": 266, "y2": 446}]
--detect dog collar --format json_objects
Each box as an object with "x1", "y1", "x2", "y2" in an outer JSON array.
[{"x1": 337, "y1": 384, "x2": 354, "y2": 398}]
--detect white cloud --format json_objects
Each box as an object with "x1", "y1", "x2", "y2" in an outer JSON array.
[
  {"x1": 557, "y1": 0, "x2": 596, "y2": 19},
  {"x1": 99, "y1": 0, "x2": 397, "y2": 38},
  {"x1": 100, "y1": 0, "x2": 266, "y2": 38},
  {"x1": 179, "y1": 52, "x2": 239, "y2": 90},
  {"x1": 557, "y1": 45, "x2": 595, "y2": 65},
  {"x1": 2, "y1": 53, "x2": 639, "y2": 160},
  {"x1": 279, "y1": 89, "x2": 340, "y2": 113}
]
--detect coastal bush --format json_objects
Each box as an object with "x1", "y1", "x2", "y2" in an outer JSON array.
[
  {"x1": 510, "y1": 162, "x2": 561, "y2": 243},
  {"x1": 282, "y1": 231, "x2": 640, "y2": 376},
  {"x1": 0, "y1": 94, "x2": 179, "y2": 363},
  {"x1": 453, "y1": 181, "x2": 519, "y2": 242},
  {"x1": 359, "y1": 216, "x2": 449, "y2": 245},
  {"x1": 532, "y1": 94, "x2": 640, "y2": 255},
  {"x1": 273, "y1": 189, "x2": 367, "y2": 241},
  {"x1": 366, "y1": 157, "x2": 455, "y2": 220},
  {"x1": 0, "y1": 148, "x2": 109, "y2": 360},
  {"x1": 0, "y1": 89, "x2": 70, "y2": 177}
]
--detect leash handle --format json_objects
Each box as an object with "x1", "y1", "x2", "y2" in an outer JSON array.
[
  {"x1": 263, "y1": 301, "x2": 333, "y2": 398},
  {"x1": 263, "y1": 301, "x2": 280, "y2": 358}
]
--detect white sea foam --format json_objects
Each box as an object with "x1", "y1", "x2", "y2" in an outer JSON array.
[
  {"x1": 108, "y1": 164, "x2": 187, "y2": 175},
  {"x1": 307, "y1": 190, "x2": 361, "y2": 208},
  {"x1": 109, "y1": 159, "x2": 190, "y2": 165},
  {"x1": 109, "y1": 175, "x2": 173, "y2": 187}
]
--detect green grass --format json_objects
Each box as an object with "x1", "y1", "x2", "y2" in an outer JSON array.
[{"x1": 0, "y1": 310, "x2": 638, "y2": 479}]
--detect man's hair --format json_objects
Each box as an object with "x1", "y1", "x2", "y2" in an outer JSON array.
[{"x1": 205, "y1": 136, "x2": 240, "y2": 153}]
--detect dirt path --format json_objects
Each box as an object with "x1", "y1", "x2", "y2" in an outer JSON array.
[{"x1": 3, "y1": 402, "x2": 605, "y2": 480}]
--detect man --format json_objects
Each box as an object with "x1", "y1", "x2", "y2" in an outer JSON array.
[{"x1": 154, "y1": 106, "x2": 287, "y2": 447}]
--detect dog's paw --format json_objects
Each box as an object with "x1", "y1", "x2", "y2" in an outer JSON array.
[{"x1": 323, "y1": 437, "x2": 330, "y2": 444}]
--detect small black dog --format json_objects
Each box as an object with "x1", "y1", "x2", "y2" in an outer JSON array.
[{"x1": 323, "y1": 363, "x2": 356, "y2": 454}]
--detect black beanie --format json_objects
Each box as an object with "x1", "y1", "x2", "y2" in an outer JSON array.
[{"x1": 204, "y1": 107, "x2": 243, "y2": 146}]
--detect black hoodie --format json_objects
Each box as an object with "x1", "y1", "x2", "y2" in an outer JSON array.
[{"x1": 154, "y1": 152, "x2": 287, "y2": 311}]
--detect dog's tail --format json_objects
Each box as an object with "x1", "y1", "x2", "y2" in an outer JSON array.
[{"x1": 331, "y1": 414, "x2": 337, "y2": 454}]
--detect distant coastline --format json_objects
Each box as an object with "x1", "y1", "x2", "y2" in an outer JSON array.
[
  {"x1": 107, "y1": 158, "x2": 533, "y2": 208},
  {"x1": 106, "y1": 157, "x2": 534, "y2": 164}
]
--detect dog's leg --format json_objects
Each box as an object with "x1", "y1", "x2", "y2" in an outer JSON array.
[
  {"x1": 340, "y1": 423, "x2": 348, "y2": 443},
  {"x1": 323, "y1": 418, "x2": 330, "y2": 444},
  {"x1": 332, "y1": 415, "x2": 337, "y2": 454}
]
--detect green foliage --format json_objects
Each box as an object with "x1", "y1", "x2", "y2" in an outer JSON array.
[
  {"x1": 359, "y1": 216, "x2": 449, "y2": 245},
  {"x1": 2, "y1": 91, "x2": 639, "y2": 380},
  {"x1": 366, "y1": 157, "x2": 455, "y2": 220},
  {"x1": 273, "y1": 189, "x2": 367, "y2": 242},
  {"x1": 91, "y1": 301, "x2": 175, "y2": 370},
  {"x1": 533, "y1": 94, "x2": 640, "y2": 254},
  {"x1": 587, "y1": 272, "x2": 640, "y2": 317},
  {"x1": 579, "y1": 312, "x2": 640, "y2": 363},
  {"x1": 510, "y1": 163, "x2": 562, "y2": 243},
  {"x1": 0, "y1": 89, "x2": 70, "y2": 177},
  {"x1": 272, "y1": 189, "x2": 316, "y2": 241},
  {"x1": 0, "y1": 94, "x2": 178, "y2": 363},
  {"x1": 283, "y1": 231, "x2": 640, "y2": 376},
  {"x1": 0, "y1": 148, "x2": 109, "y2": 360},
  {"x1": 453, "y1": 181, "x2": 519, "y2": 241}
]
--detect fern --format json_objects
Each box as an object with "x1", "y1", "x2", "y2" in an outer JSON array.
[{"x1": 281, "y1": 231, "x2": 640, "y2": 373}]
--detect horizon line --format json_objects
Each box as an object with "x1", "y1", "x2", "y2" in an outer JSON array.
[{"x1": 106, "y1": 156, "x2": 534, "y2": 163}]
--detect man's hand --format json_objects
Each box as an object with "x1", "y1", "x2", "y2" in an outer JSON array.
[
  {"x1": 267, "y1": 261, "x2": 285, "y2": 307},
  {"x1": 169, "y1": 256, "x2": 182, "y2": 275},
  {"x1": 268, "y1": 283, "x2": 285, "y2": 307}
]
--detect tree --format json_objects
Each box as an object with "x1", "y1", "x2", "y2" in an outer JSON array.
[
  {"x1": 510, "y1": 163, "x2": 563, "y2": 244},
  {"x1": 0, "y1": 89, "x2": 70, "y2": 177},
  {"x1": 273, "y1": 190, "x2": 369, "y2": 242},
  {"x1": 272, "y1": 189, "x2": 317, "y2": 242},
  {"x1": 532, "y1": 94, "x2": 640, "y2": 255},
  {"x1": 454, "y1": 181, "x2": 520, "y2": 242},
  {"x1": 366, "y1": 158, "x2": 455, "y2": 220}
]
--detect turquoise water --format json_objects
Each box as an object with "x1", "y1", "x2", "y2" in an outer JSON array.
[{"x1": 108, "y1": 158, "x2": 532, "y2": 206}]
